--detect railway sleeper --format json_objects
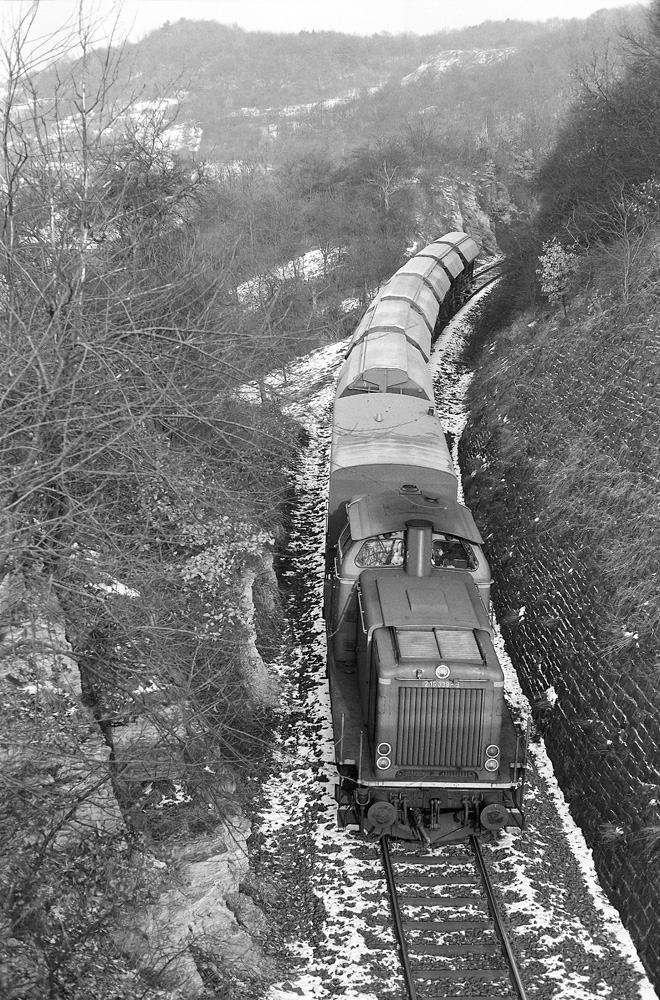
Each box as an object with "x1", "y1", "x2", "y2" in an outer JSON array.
[
  {"x1": 409, "y1": 944, "x2": 501, "y2": 956},
  {"x1": 399, "y1": 895, "x2": 487, "y2": 906},
  {"x1": 403, "y1": 920, "x2": 494, "y2": 931},
  {"x1": 415, "y1": 995, "x2": 515, "y2": 1000},
  {"x1": 415, "y1": 971, "x2": 511, "y2": 981}
]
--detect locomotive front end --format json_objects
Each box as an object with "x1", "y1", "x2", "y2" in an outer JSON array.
[{"x1": 366, "y1": 613, "x2": 504, "y2": 787}]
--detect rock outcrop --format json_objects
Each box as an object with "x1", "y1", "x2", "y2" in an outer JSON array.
[{"x1": 0, "y1": 563, "x2": 281, "y2": 998}]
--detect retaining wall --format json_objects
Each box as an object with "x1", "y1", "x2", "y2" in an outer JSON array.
[{"x1": 460, "y1": 312, "x2": 660, "y2": 987}]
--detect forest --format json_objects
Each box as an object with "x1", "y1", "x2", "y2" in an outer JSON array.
[{"x1": 1, "y1": 0, "x2": 659, "y2": 996}]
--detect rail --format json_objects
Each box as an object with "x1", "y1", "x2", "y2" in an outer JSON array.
[
  {"x1": 470, "y1": 836, "x2": 529, "y2": 1000},
  {"x1": 472, "y1": 259, "x2": 503, "y2": 295},
  {"x1": 379, "y1": 835, "x2": 528, "y2": 1000}
]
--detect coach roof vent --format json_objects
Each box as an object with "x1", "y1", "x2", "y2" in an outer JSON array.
[{"x1": 405, "y1": 519, "x2": 433, "y2": 577}]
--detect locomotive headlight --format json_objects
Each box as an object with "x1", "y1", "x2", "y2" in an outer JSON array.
[
  {"x1": 376, "y1": 756, "x2": 391, "y2": 770},
  {"x1": 485, "y1": 744, "x2": 500, "y2": 758},
  {"x1": 377, "y1": 742, "x2": 392, "y2": 756},
  {"x1": 484, "y1": 758, "x2": 499, "y2": 772},
  {"x1": 435, "y1": 664, "x2": 450, "y2": 679}
]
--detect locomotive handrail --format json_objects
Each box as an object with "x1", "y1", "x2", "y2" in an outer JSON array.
[{"x1": 356, "y1": 587, "x2": 367, "y2": 634}]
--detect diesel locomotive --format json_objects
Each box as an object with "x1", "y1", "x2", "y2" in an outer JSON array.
[{"x1": 323, "y1": 233, "x2": 526, "y2": 844}]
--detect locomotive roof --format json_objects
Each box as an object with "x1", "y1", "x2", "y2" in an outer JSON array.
[
  {"x1": 347, "y1": 494, "x2": 483, "y2": 544},
  {"x1": 359, "y1": 568, "x2": 489, "y2": 632}
]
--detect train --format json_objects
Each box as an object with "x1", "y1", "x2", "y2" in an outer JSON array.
[{"x1": 323, "y1": 232, "x2": 526, "y2": 845}]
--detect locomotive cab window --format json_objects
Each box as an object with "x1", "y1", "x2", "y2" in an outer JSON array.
[
  {"x1": 431, "y1": 535, "x2": 477, "y2": 570},
  {"x1": 355, "y1": 534, "x2": 404, "y2": 567},
  {"x1": 337, "y1": 525, "x2": 353, "y2": 560},
  {"x1": 342, "y1": 531, "x2": 479, "y2": 574}
]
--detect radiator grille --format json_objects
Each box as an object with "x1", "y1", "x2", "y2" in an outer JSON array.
[
  {"x1": 394, "y1": 628, "x2": 483, "y2": 663},
  {"x1": 396, "y1": 631, "x2": 439, "y2": 659},
  {"x1": 396, "y1": 685, "x2": 484, "y2": 767},
  {"x1": 435, "y1": 629, "x2": 482, "y2": 661}
]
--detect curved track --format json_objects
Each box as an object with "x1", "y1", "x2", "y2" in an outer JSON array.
[
  {"x1": 379, "y1": 836, "x2": 528, "y2": 1000},
  {"x1": 472, "y1": 260, "x2": 503, "y2": 295}
]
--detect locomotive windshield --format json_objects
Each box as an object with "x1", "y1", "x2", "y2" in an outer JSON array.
[
  {"x1": 354, "y1": 533, "x2": 477, "y2": 570},
  {"x1": 355, "y1": 535, "x2": 404, "y2": 567},
  {"x1": 339, "y1": 525, "x2": 480, "y2": 573},
  {"x1": 431, "y1": 536, "x2": 478, "y2": 570}
]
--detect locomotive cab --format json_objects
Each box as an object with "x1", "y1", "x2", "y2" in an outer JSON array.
[{"x1": 325, "y1": 489, "x2": 492, "y2": 664}]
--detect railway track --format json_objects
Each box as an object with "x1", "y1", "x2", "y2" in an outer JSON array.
[
  {"x1": 472, "y1": 260, "x2": 503, "y2": 295},
  {"x1": 366, "y1": 836, "x2": 527, "y2": 1000}
]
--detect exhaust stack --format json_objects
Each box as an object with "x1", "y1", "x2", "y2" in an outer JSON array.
[{"x1": 405, "y1": 520, "x2": 433, "y2": 577}]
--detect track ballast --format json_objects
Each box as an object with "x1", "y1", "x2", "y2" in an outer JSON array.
[{"x1": 369, "y1": 837, "x2": 528, "y2": 1000}]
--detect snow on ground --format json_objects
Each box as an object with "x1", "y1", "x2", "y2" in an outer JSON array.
[
  {"x1": 232, "y1": 88, "x2": 377, "y2": 122},
  {"x1": 402, "y1": 48, "x2": 516, "y2": 85},
  {"x1": 237, "y1": 249, "x2": 341, "y2": 306},
  {"x1": 254, "y1": 297, "x2": 658, "y2": 1000}
]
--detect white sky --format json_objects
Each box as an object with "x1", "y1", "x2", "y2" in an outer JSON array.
[{"x1": 0, "y1": 0, "x2": 652, "y2": 48}]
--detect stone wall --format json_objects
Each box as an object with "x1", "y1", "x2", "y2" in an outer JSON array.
[
  {"x1": 0, "y1": 556, "x2": 282, "y2": 999},
  {"x1": 460, "y1": 311, "x2": 660, "y2": 988}
]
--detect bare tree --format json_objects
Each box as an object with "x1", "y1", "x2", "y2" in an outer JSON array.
[{"x1": 0, "y1": 8, "x2": 296, "y2": 995}]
